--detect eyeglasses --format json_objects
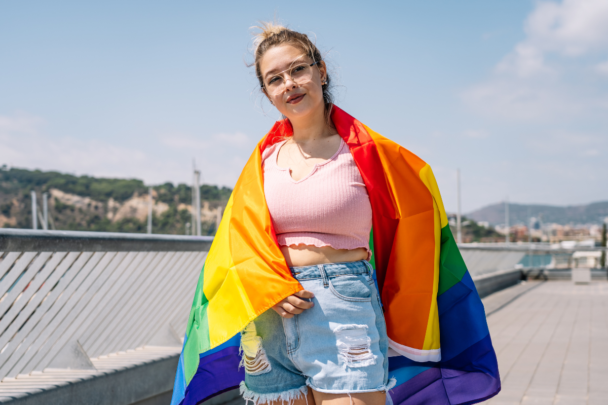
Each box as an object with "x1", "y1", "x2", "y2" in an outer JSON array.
[{"x1": 262, "y1": 61, "x2": 320, "y2": 95}]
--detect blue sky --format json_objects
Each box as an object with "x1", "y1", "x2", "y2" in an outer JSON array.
[{"x1": 1, "y1": 0, "x2": 607, "y2": 213}]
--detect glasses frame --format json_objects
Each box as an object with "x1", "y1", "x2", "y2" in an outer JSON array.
[{"x1": 261, "y1": 60, "x2": 321, "y2": 93}]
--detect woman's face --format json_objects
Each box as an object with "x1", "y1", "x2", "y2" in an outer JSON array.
[{"x1": 259, "y1": 44, "x2": 326, "y2": 121}]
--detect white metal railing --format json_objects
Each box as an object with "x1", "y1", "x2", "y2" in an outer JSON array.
[
  {"x1": 459, "y1": 249, "x2": 527, "y2": 277},
  {"x1": 0, "y1": 229, "x2": 211, "y2": 381},
  {"x1": 458, "y1": 243, "x2": 607, "y2": 276},
  {"x1": 458, "y1": 242, "x2": 606, "y2": 253},
  {"x1": 1, "y1": 231, "x2": 603, "y2": 382}
]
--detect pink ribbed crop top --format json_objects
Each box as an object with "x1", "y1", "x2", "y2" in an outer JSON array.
[{"x1": 262, "y1": 138, "x2": 373, "y2": 257}]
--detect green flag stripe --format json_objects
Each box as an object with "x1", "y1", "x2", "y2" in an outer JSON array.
[
  {"x1": 183, "y1": 265, "x2": 211, "y2": 384},
  {"x1": 368, "y1": 227, "x2": 376, "y2": 270},
  {"x1": 438, "y1": 225, "x2": 468, "y2": 295}
]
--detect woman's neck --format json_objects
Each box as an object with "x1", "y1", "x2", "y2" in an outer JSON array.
[{"x1": 290, "y1": 106, "x2": 335, "y2": 143}]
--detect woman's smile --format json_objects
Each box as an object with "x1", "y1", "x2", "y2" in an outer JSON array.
[{"x1": 286, "y1": 93, "x2": 305, "y2": 104}]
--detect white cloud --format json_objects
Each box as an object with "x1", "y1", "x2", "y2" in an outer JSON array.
[
  {"x1": 463, "y1": 0, "x2": 608, "y2": 121},
  {"x1": 525, "y1": 0, "x2": 608, "y2": 56},
  {"x1": 498, "y1": 0, "x2": 608, "y2": 77},
  {"x1": 156, "y1": 131, "x2": 253, "y2": 185},
  {"x1": 524, "y1": 131, "x2": 606, "y2": 156},
  {"x1": 0, "y1": 112, "x2": 170, "y2": 182},
  {"x1": 0, "y1": 112, "x2": 44, "y2": 138},
  {"x1": 160, "y1": 132, "x2": 251, "y2": 150},
  {"x1": 582, "y1": 148, "x2": 600, "y2": 156},
  {"x1": 0, "y1": 112, "x2": 255, "y2": 189},
  {"x1": 160, "y1": 133, "x2": 209, "y2": 150},
  {"x1": 462, "y1": 79, "x2": 584, "y2": 120},
  {"x1": 213, "y1": 132, "x2": 251, "y2": 147},
  {"x1": 595, "y1": 60, "x2": 608, "y2": 75},
  {"x1": 496, "y1": 43, "x2": 553, "y2": 78},
  {"x1": 463, "y1": 130, "x2": 489, "y2": 139}
]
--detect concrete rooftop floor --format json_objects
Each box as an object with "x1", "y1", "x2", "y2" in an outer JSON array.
[{"x1": 480, "y1": 280, "x2": 608, "y2": 405}]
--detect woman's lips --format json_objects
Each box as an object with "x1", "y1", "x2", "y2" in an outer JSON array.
[{"x1": 287, "y1": 94, "x2": 305, "y2": 104}]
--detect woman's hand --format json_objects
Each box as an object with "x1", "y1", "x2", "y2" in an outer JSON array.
[{"x1": 272, "y1": 290, "x2": 315, "y2": 319}]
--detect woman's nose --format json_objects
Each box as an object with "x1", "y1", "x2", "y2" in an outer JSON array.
[{"x1": 283, "y1": 75, "x2": 298, "y2": 89}]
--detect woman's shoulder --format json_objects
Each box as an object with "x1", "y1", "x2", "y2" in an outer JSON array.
[{"x1": 261, "y1": 139, "x2": 287, "y2": 165}]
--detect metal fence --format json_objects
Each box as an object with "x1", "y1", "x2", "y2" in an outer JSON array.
[
  {"x1": 1, "y1": 230, "x2": 605, "y2": 388},
  {"x1": 459, "y1": 248, "x2": 526, "y2": 277},
  {"x1": 459, "y1": 242, "x2": 607, "y2": 276},
  {"x1": 0, "y1": 229, "x2": 211, "y2": 381}
]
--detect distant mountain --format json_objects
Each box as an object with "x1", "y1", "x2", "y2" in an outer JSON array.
[{"x1": 467, "y1": 201, "x2": 608, "y2": 226}]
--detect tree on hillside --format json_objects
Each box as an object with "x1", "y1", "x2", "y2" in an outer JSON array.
[{"x1": 0, "y1": 167, "x2": 232, "y2": 235}]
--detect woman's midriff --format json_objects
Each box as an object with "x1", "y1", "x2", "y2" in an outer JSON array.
[{"x1": 280, "y1": 245, "x2": 368, "y2": 267}]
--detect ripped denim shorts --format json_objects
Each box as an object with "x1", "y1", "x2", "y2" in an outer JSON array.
[{"x1": 239, "y1": 260, "x2": 395, "y2": 404}]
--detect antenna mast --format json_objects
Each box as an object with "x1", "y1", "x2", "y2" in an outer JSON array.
[
  {"x1": 147, "y1": 187, "x2": 153, "y2": 234},
  {"x1": 505, "y1": 197, "x2": 510, "y2": 244},
  {"x1": 192, "y1": 160, "x2": 202, "y2": 236}
]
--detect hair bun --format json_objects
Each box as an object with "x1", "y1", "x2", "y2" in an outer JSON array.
[{"x1": 251, "y1": 21, "x2": 288, "y2": 51}]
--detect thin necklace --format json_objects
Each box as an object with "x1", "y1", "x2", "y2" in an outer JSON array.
[{"x1": 286, "y1": 139, "x2": 316, "y2": 168}]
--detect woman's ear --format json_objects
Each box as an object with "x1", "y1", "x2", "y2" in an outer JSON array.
[{"x1": 319, "y1": 61, "x2": 328, "y2": 84}]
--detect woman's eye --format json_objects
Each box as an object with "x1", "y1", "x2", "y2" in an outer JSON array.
[
  {"x1": 268, "y1": 76, "x2": 281, "y2": 85},
  {"x1": 292, "y1": 65, "x2": 306, "y2": 73}
]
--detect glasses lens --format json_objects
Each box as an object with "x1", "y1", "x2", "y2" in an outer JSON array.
[
  {"x1": 290, "y1": 64, "x2": 312, "y2": 83},
  {"x1": 265, "y1": 63, "x2": 314, "y2": 95},
  {"x1": 266, "y1": 76, "x2": 283, "y2": 94}
]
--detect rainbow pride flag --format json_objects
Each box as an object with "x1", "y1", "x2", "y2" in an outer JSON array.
[{"x1": 171, "y1": 106, "x2": 500, "y2": 405}]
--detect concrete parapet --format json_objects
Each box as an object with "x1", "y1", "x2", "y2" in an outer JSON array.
[
  {"x1": 525, "y1": 268, "x2": 608, "y2": 281},
  {"x1": 0, "y1": 348, "x2": 179, "y2": 405},
  {"x1": 473, "y1": 268, "x2": 524, "y2": 298}
]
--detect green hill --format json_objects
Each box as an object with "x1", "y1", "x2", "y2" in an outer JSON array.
[{"x1": 0, "y1": 166, "x2": 231, "y2": 235}]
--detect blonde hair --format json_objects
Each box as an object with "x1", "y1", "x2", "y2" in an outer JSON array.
[{"x1": 251, "y1": 21, "x2": 333, "y2": 120}]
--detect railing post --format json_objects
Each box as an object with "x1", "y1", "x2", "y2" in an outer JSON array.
[
  {"x1": 147, "y1": 187, "x2": 153, "y2": 234},
  {"x1": 43, "y1": 192, "x2": 49, "y2": 231},
  {"x1": 31, "y1": 191, "x2": 37, "y2": 230}
]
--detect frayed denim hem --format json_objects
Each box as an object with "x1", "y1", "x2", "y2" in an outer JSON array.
[
  {"x1": 386, "y1": 377, "x2": 397, "y2": 391},
  {"x1": 385, "y1": 378, "x2": 397, "y2": 405},
  {"x1": 305, "y1": 377, "x2": 397, "y2": 395},
  {"x1": 240, "y1": 381, "x2": 308, "y2": 405}
]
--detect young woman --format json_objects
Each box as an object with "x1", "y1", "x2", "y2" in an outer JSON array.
[
  {"x1": 170, "y1": 22, "x2": 500, "y2": 405},
  {"x1": 240, "y1": 23, "x2": 391, "y2": 405}
]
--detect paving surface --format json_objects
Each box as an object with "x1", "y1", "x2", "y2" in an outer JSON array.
[
  {"x1": 2, "y1": 281, "x2": 606, "y2": 405},
  {"x1": 481, "y1": 281, "x2": 608, "y2": 405}
]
